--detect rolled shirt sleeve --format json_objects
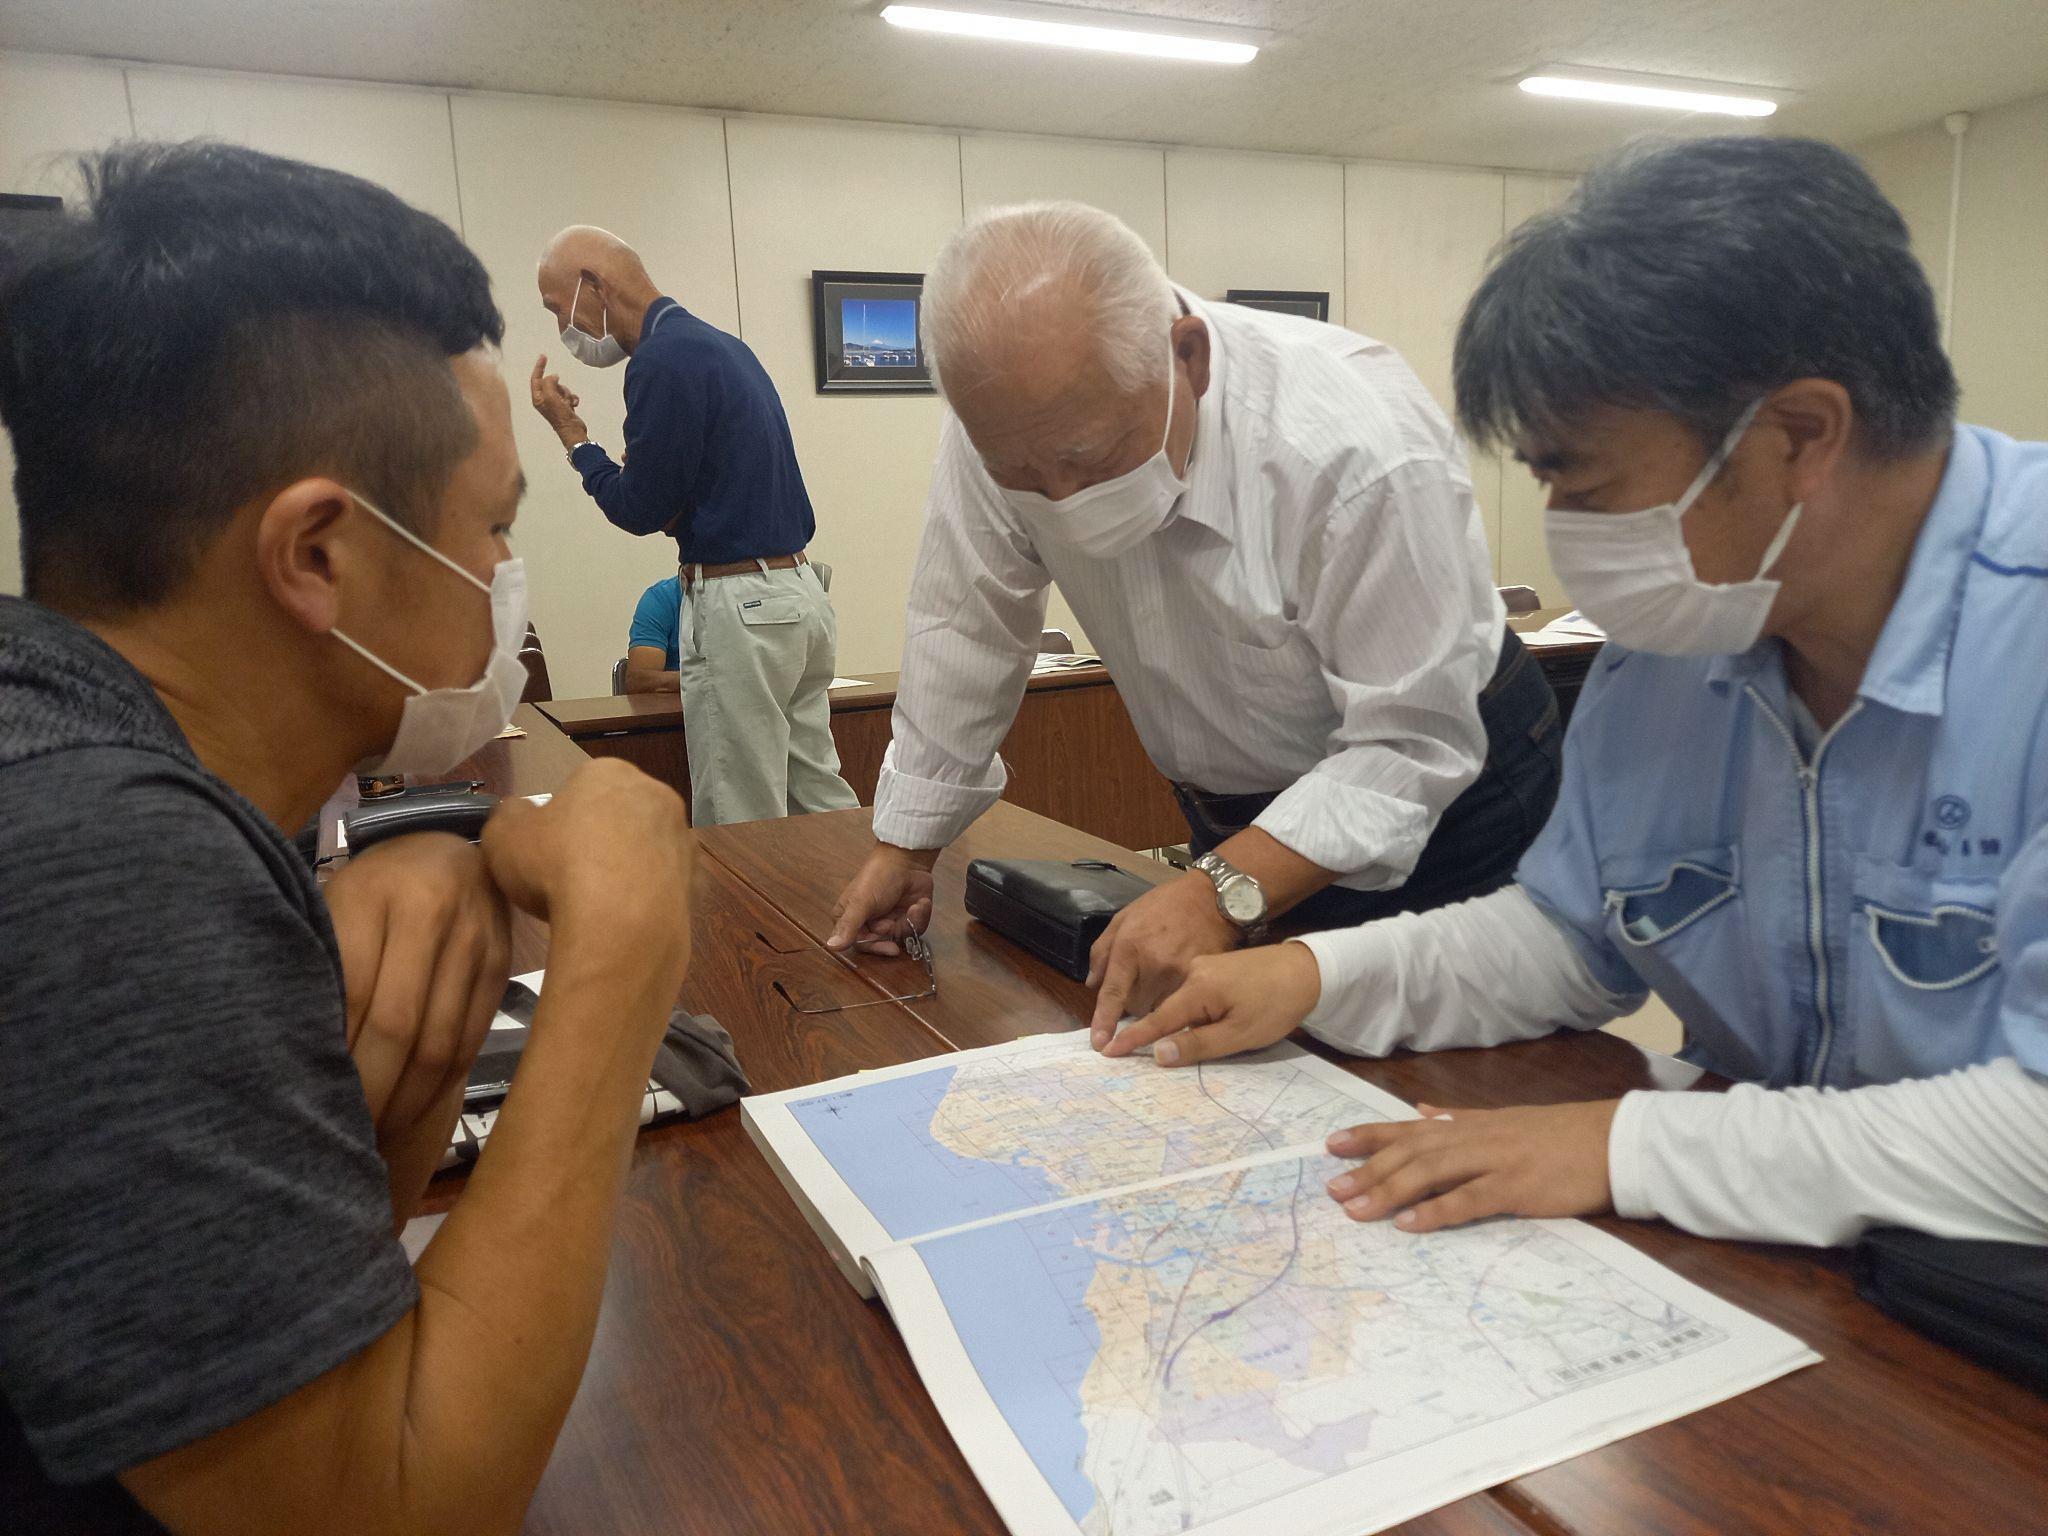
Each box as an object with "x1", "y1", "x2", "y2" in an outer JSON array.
[
  {"x1": 1253, "y1": 459, "x2": 1500, "y2": 887},
  {"x1": 872, "y1": 417, "x2": 1052, "y2": 850}
]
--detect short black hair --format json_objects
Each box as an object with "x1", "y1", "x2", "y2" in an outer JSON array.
[
  {"x1": 0, "y1": 140, "x2": 505, "y2": 613},
  {"x1": 1454, "y1": 135, "x2": 1958, "y2": 460}
]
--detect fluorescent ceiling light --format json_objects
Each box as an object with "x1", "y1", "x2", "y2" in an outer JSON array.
[
  {"x1": 881, "y1": 3, "x2": 1262, "y2": 65},
  {"x1": 1519, "y1": 71, "x2": 1778, "y2": 118}
]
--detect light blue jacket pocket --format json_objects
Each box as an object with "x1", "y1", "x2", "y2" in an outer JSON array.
[
  {"x1": 1606, "y1": 851, "x2": 1740, "y2": 947},
  {"x1": 1854, "y1": 856, "x2": 1999, "y2": 991},
  {"x1": 1596, "y1": 847, "x2": 1778, "y2": 1083},
  {"x1": 1846, "y1": 854, "x2": 2003, "y2": 1086}
]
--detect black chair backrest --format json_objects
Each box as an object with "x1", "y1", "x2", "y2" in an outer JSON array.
[{"x1": 518, "y1": 624, "x2": 551, "y2": 704}]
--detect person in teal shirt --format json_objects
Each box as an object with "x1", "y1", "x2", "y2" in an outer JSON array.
[
  {"x1": 1110, "y1": 135, "x2": 2048, "y2": 1254},
  {"x1": 625, "y1": 575, "x2": 681, "y2": 693}
]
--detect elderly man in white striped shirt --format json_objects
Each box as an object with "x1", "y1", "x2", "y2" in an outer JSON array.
[{"x1": 828, "y1": 202, "x2": 1561, "y2": 1038}]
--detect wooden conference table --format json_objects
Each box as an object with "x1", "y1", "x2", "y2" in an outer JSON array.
[{"x1": 452, "y1": 707, "x2": 2048, "y2": 1536}]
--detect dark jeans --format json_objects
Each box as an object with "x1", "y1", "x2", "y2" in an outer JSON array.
[{"x1": 1175, "y1": 627, "x2": 1563, "y2": 933}]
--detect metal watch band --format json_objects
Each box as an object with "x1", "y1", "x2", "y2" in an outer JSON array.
[{"x1": 1194, "y1": 852, "x2": 1269, "y2": 941}]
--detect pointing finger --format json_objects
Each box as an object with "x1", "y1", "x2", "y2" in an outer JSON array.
[
  {"x1": 1102, "y1": 978, "x2": 1212, "y2": 1057},
  {"x1": 1089, "y1": 948, "x2": 1137, "y2": 1043}
]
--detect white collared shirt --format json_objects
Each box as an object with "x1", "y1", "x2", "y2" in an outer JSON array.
[{"x1": 872, "y1": 291, "x2": 1504, "y2": 889}]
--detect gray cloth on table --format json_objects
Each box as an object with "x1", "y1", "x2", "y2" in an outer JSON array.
[{"x1": 652, "y1": 1008, "x2": 751, "y2": 1116}]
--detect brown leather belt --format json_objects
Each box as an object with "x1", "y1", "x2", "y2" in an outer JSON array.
[{"x1": 681, "y1": 551, "x2": 808, "y2": 590}]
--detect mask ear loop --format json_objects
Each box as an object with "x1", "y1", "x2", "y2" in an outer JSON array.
[
  {"x1": 1163, "y1": 337, "x2": 1179, "y2": 454},
  {"x1": 1158, "y1": 337, "x2": 1177, "y2": 462},
  {"x1": 330, "y1": 627, "x2": 428, "y2": 696},
  {"x1": 1676, "y1": 398, "x2": 1801, "y2": 583},
  {"x1": 349, "y1": 490, "x2": 493, "y2": 595},
  {"x1": 327, "y1": 488, "x2": 494, "y2": 693},
  {"x1": 1753, "y1": 501, "x2": 1804, "y2": 582},
  {"x1": 568, "y1": 272, "x2": 609, "y2": 344},
  {"x1": 1674, "y1": 397, "x2": 1767, "y2": 517}
]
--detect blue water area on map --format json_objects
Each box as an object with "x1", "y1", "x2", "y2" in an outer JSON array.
[
  {"x1": 919, "y1": 1207, "x2": 1109, "y2": 1523},
  {"x1": 788, "y1": 1065, "x2": 1066, "y2": 1241}
]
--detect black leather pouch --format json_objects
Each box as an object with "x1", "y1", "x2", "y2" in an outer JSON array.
[
  {"x1": 964, "y1": 858, "x2": 1153, "y2": 980},
  {"x1": 1852, "y1": 1227, "x2": 2048, "y2": 1395}
]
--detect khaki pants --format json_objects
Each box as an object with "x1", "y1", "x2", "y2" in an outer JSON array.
[{"x1": 678, "y1": 560, "x2": 859, "y2": 826}]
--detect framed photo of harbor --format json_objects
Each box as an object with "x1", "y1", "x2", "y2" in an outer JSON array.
[
  {"x1": 811, "y1": 270, "x2": 934, "y2": 394},
  {"x1": 1226, "y1": 287, "x2": 1331, "y2": 321}
]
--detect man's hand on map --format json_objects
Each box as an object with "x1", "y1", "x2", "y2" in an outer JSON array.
[
  {"x1": 1323, "y1": 1099, "x2": 1621, "y2": 1233},
  {"x1": 1086, "y1": 874, "x2": 1249, "y2": 1045},
  {"x1": 1097, "y1": 942, "x2": 1321, "y2": 1060}
]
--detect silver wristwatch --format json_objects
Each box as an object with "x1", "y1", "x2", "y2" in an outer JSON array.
[{"x1": 1193, "y1": 852, "x2": 1269, "y2": 942}]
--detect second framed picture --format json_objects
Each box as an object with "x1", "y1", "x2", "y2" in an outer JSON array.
[
  {"x1": 1226, "y1": 288, "x2": 1331, "y2": 322},
  {"x1": 811, "y1": 270, "x2": 934, "y2": 394}
]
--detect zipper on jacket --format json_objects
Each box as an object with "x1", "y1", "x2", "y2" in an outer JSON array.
[{"x1": 1746, "y1": 686, "x2": 1864, "y2": 1085}]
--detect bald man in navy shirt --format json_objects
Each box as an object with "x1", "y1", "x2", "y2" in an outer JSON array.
[{"x1": 533, "y1": 226, "x2": 857, "y2": 824}]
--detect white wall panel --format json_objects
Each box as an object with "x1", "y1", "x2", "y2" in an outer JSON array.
[
  {"x1": 126, "y1": 68, "x2": 462, "y2": 231},
  {"x1": 1163, "y1": 150, "x2": 1344, "y2": 314},
  {"x1": 1346, "y1": 161, "x2": 1505, "y2": 570},
  {"x1": 725, "y1": 117, "x2": 963, "y2": 674},
  {"x1": 960, "y1": 134, "x2": 1166, "y2": 261},
  {"x1": 0, "y1": 53, "x2": 133, "y2": 597},
  {"x1": 1492, "y1": 172, "x2": 1578, "y2": 603}
]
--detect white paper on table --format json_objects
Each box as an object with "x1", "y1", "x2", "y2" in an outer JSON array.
[
  {"x1": 1029, "y1": 652, "x2": 1102, "y2": 674},
  {"x1": 1525, "y1": 609, "x2": 1607, "y2": 645},
  {"x1": 492, "y1": 968, "x2": 546, "y2": 1030},
  {"x1": 828, "y1": 677, "x2": 869, "y2": 690}
]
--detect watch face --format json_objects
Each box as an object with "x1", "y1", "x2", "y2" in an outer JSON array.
[{"x1": 1220, "y1": 878, "x2": 1265, "y2": 924}]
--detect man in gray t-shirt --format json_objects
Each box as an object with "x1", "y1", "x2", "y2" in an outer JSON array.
[
  {"x1": 1, "y1": 143, "x2": 693, "y2": 1534},
  {"x1": 0, "y1": 599, "x2": 420, "y2": 1527}
]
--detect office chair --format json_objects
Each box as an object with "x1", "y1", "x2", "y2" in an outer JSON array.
[
  {"x1": 517, "y1": 624, "x2": 552, "y2": 704},
  {"x1": 1039, "y1": 628, "x2": 1075, "y2": 655},
  {"x1": 610, "y1": 657, "x2": 629, "y2": 695},
  {"x1": 1497, "y1": 585, "x2": 1541, "y2": 617}
]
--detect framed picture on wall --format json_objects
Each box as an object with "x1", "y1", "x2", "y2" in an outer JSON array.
[
  {"x1": 811, "y1": 270, "x2": 934, "y2": 395},
  {"x1": 1225, "y1": 288, "x2": 1330, "y2": 322}
]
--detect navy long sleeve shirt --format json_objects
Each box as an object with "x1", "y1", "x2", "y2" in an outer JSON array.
[{"x1": 569, "y1": 298, "x2": 817, "y2": 563}]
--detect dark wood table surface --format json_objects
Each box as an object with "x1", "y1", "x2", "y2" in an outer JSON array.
[{"x1": 455, "y1": 712, "x2": 2048, "y2": 1536}]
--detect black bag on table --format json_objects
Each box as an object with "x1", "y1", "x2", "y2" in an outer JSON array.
[
  {"x1": 1852, "y1": 1227, "x2": 2048, "y2": 1395},
  {"x1": 964, "y1": 858, "x2": 1153, "y2": 981}
]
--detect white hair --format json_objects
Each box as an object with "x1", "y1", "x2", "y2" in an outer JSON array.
[{"x1": 920, "y1": 201, "x2": 1175, "y2": 400}]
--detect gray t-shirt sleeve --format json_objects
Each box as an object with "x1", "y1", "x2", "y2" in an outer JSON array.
[{"x1": 0, "y1": 749, "x2": 417, "y2": 1485}]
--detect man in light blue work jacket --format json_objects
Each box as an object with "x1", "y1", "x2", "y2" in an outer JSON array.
[{"x1": 1108, "y1": 134, "x2": 2048, "y2": 1254}]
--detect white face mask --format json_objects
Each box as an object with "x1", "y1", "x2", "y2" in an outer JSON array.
[
  {"x1": 330, "y1": 493, "x2": 531, "y2": 776},
  {"x1": 560, "y1": 274, "x2": 626, "y2": 369},
  {"x1": 1544, "y1": 399, "x2": 1803, "y2": 657},
  {"x1": 997, "y1": 344, "x2": 1187, "y2": 560}
]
